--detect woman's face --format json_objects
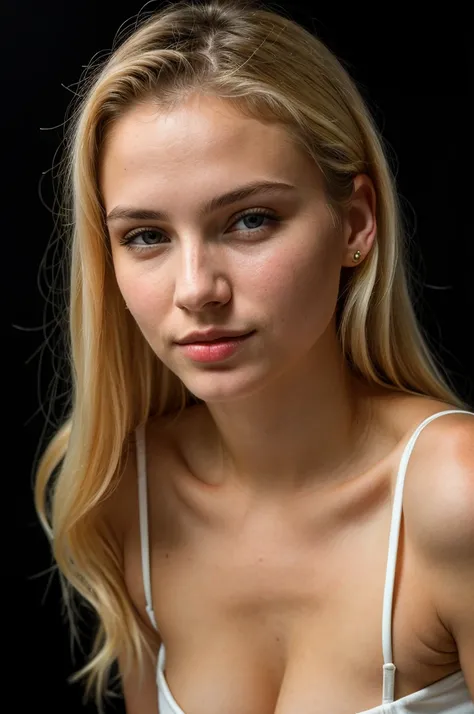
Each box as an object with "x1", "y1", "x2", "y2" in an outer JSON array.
[{"x1": 100, "y1": 93, "x2": 360, "y2": 401}]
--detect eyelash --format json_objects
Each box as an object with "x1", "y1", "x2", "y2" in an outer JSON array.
[{"x1": 118, "y1": 208, "x2": 281, "y2": 253}]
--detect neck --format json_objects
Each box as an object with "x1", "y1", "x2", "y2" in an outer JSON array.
[{"x1": 201, "y1": 325, "x2": 378, "y2": 495}]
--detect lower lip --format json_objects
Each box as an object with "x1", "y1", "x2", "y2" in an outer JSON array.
[{"x1": 177, "y1": 333, "x2": 254, "y2": 363}]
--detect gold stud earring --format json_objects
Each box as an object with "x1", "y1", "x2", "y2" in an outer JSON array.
[{"x1": 352, "y1": 250, "x2": 362, "y2": 262}]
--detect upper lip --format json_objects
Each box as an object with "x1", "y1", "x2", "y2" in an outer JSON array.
[{"x1": 176, "y1": 328, "x2": 253, "y2": 344}]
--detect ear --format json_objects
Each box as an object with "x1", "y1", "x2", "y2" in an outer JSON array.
[{"x1": 340, "y1": 174, "x2": 377, "y2": 267}]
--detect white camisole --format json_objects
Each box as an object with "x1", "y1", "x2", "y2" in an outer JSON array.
[{"x1": 135, "y1": 408, "x2": 474, "y2": 713}]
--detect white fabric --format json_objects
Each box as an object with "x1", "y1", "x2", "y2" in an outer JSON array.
[
  {"x1": 135, "y1": 409, "x2": 474, "y2": 713},
  {"x1": 136, "y1": 422, "x2": 158, "y2": 631}
]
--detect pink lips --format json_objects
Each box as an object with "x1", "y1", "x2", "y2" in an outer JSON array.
[{"x1": 176, "y1": 333, "x2": 254, "y2": 362}]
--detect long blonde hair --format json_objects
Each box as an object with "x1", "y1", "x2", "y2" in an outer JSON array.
[{"x1": 34, "y1": 0, "x2": 471, "y2": 707}]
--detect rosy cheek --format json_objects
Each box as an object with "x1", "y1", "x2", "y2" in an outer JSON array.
[
  {"x1": 258, "y1": 248, "x2": 313, "y2": 295},
  {"x1": 114, "y1": 262, "x2": 166, "y2": 317},
  {"x1": 262, "y1": 246, "x2": 339, "y2": 328}
]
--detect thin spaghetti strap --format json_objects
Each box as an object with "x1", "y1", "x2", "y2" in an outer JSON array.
[
  {"x1": 136, "y1": 422, "x2": 159, "y2": 631},
  {"x1": 381, "y1": 408, "x2": 474, "y2": 704}
]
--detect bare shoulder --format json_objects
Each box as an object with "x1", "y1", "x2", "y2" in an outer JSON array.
[
  {"x1": 392, "y1": 396, "x2": 474, "y2": 686},
  {"x1": 393, "y1": 394, "x2": 474, "y2": 556},
  {"x1": 353, "y1": 388, "x2": 474, "y2": 550}
]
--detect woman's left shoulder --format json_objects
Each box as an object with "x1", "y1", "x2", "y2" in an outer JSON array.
[
  {"x1": 397, "y1": 397, "x2": 474, "y2": 688},
  {"x1": 399, "y1": 395, "x2": 474, "y2": 556}
]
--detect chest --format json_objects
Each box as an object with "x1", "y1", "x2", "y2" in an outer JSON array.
[{"x1": 125, "y1": 474, "x2": 456, "y2": 714}]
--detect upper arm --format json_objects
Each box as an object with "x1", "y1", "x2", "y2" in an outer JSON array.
[{"x1": 410, "y1": 417, "x2": 474, "y2": 697}]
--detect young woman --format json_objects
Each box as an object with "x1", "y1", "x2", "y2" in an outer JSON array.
[{"x1": 34, "y1": 1, "x2": 474, "y2": 712}]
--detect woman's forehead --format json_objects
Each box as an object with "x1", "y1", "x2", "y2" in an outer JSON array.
[{"x1": 99, "y1": 96, "x2": 323, "y2": 210}]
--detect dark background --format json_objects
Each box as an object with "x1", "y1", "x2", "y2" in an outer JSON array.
[{"x1": 6, "y1": 1, "x2": 473, "y2": 712}]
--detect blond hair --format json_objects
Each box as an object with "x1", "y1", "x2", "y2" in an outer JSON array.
[{"x1": 34, "y1": 0, "x2": 470, "y2": 708}]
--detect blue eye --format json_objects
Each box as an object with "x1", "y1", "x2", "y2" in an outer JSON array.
[
  {"x1": 120, "y1": 229, "x2": 164, "y2": 249},
  {"x1": 118, "y1": 208, "x2": 280, "y2": 253}
]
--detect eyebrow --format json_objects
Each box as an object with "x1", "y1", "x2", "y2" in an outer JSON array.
[{"x1": 106, "y1": 180, "x2": 296, "y2": 224}]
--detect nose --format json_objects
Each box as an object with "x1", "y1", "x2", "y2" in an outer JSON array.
[{"x1": 173, "y1": 240, "x2": 231, "y2": 312}]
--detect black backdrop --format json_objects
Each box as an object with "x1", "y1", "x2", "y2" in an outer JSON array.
[{"x1": 6, "y1": 1, "x2": 473, "y2": 712}]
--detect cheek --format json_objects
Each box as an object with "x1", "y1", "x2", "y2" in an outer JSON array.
[
  {"x1": 113, "y1": 259, "x2": 169, "y2": 331},
  {"x1": 112, "y1": 224, "x2": 341, "y2": 343},
  {"x1": 255, "y1": 237, "x2": 341, "y2": 334}
]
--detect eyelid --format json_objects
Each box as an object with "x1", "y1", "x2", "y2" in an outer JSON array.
[
  {"x1": 119, "y1": 206, "x2": 280, "y2": 244},
  {"x1": 129, "y1": 206, "x2": 274, "y2": 231}
]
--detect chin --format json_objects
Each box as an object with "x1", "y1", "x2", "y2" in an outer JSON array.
[{"x1": 179, "y1": 368, "x2": 269, "y2": 404}]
